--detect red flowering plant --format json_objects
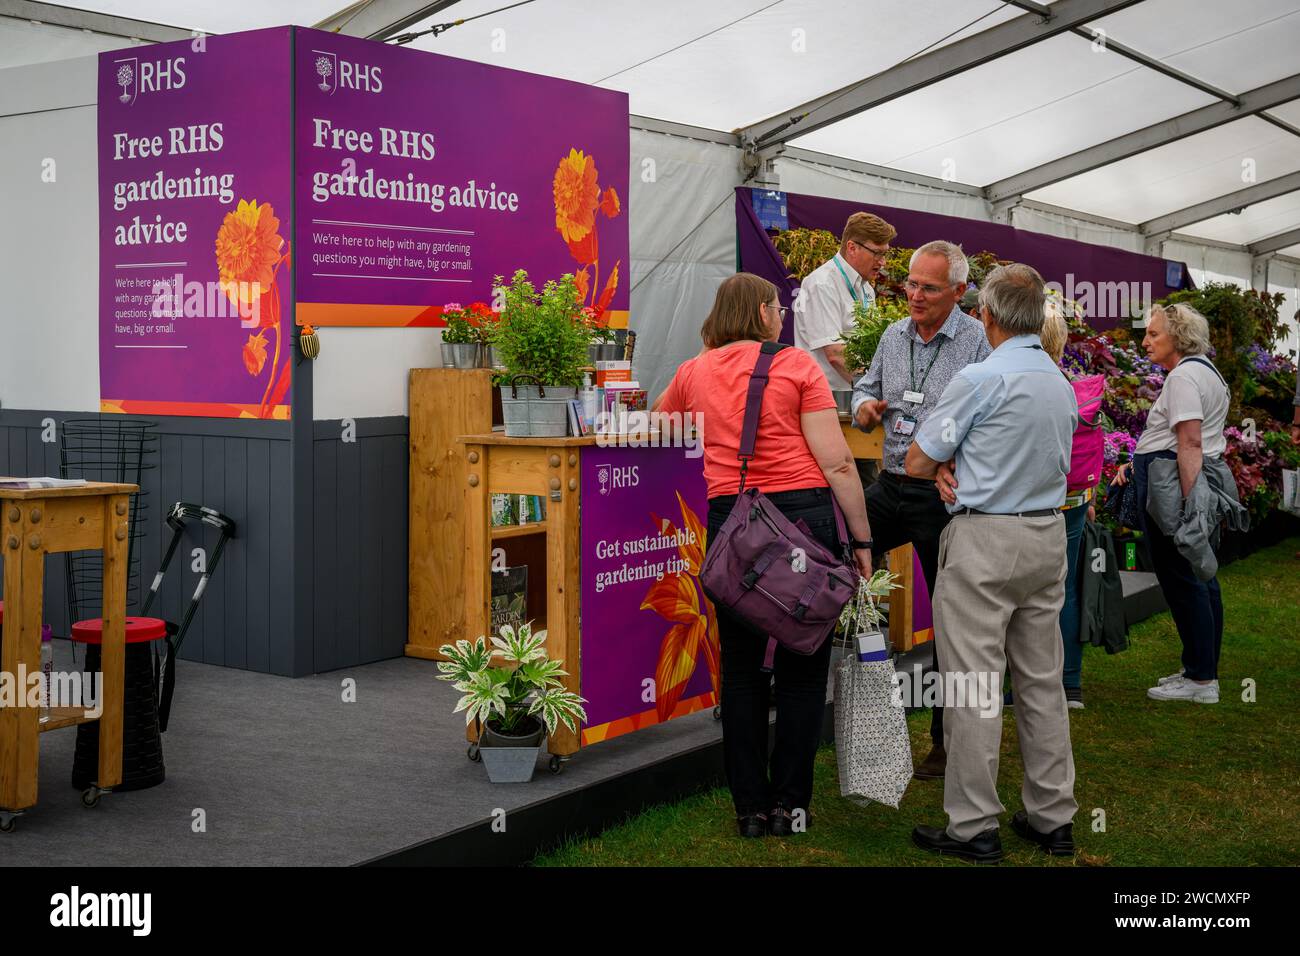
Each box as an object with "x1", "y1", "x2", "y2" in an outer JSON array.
[{"x1": 1223, "y1": 425, "x2": 1281, "y2": 524}]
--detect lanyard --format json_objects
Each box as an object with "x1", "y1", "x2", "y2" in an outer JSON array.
[
  {"x1": 908, "y1": 335, "x2": 945, "y2": 395},
  {"x1": 832, "y1": 256, "x2": 861, "y2": 305}
]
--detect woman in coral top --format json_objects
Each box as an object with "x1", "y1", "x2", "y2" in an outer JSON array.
[{"x1": 657, "y1": 273, "x2": 873, "y2": 839}]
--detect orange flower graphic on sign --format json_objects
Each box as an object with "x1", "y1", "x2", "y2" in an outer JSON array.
[
  {"x1": 553, "y1": 148, "x2": 621, "y2": 319},
  {"x1": 215, "y1": 198, "x2": 291, "y2": 418},
  {"x1": 641, "y1": 493, "x2": 720, "y2": 721},
  {"x1": 552, "y1": 148, "x2": 599, "y2": 243}
]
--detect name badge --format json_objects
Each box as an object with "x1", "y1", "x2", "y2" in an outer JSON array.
[
  {"x1": 903, "y1": 390, "x2": 925, "y2": 405},
  {"x1": 892, "y1": 415, "x2": 917, "y2": 436}
]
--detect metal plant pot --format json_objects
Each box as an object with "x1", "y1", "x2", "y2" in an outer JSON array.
[
  {"x1": 832, "y1": 390, "x2": 854, "y2": 417},
  {"x1": 486, "y1": 346, "x2": 505, "y2": 369},
  {"x1": 441, "y1": 342, "x2": 481, "y2": 369},
  {"x1": 588, "y1": 341, "x2": 620, "y2": 364},
  {"x1": 477, "y1": 715, "x2": 545, "y2": 783},
  {"x1": 500, "y1": 376, "x2": 575, "y2": 438}
]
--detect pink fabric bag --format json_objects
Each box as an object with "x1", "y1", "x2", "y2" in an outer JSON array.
[{"x1": 1068, "y1": 373, "x2": 1105, "y2": 490}]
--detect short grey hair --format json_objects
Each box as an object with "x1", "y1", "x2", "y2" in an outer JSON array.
[
  {"x1": 977, "y1": 263, "x2": 1046, "y2": 336},
  {"x1": 1149, "y1": 302, "x2": 1211, "y2": 356},
  {"x1": 910, "y1": 240, "x2": 969, "y2": 288}
]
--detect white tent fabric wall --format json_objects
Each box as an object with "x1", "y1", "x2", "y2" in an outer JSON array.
[
  {"x1": 1162, "y1": 239, "x2": 1253, "y2": 289},
  {"x1": 772, "y1": 157, "x2": 990, "y2": 221},
  {"x1": 627, "y1": 129, "x2": 737, "y2": 401},
  {"x1": 1264, "y1": 258, "x2": 1300, "y2": 360},
  {"x1": 1010, "y1": 204, "x2": 1145, "y2": 255}
]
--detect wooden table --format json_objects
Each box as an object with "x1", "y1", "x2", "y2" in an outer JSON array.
[
  {"x1": 0, "y1": 480, "x2": 136, "y2": 827},
  {"x1": 458, "y1": 433, "x2": 587, "y2": 761}
]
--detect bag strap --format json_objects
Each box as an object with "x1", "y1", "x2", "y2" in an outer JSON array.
[
  {"x1": 737, "y1": 341, "x2": 788, "y2": 494},
  {"x1": 1180, "y1": 356, "x2": 1227, "y2": 388}
]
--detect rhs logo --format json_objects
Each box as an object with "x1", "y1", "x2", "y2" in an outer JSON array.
[
  {"x1": 114, "y1": 58, "x2": 137, "y2": 105},
  {"x1": 313, "y1": 51, "x2": 337, "y2": 94},
  {"x1": 595, "y1": 464, "x2": 638, "y2": 495},
  {"x1": 112, "y1": 56, "x2": 186, "y2": 105},
  {"x1": 313, "y1": 50, "x2": 382, "y2": 94}
]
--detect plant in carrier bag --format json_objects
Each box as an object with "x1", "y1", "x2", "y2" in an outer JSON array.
[{"x1": 833, "y1": 570, "x2": 913, "y2": 809}]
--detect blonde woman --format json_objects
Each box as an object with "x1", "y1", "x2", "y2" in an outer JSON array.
[{"x1": 1112, "y1": 303, "x2": 1239, "y2": 703}]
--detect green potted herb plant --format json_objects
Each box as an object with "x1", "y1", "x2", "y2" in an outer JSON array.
[
  {"x1": 438, "y1": 622, "x2": 587, "y2": 783},
  {"x1": 491, "y1": 270, "x2": 593, "y2": 436},
  {"x1": 440, "y1": 303, "x2": 482, "y2": 369},
  {"x1": 834, "y1": 299, "x2": 908, "y2": 413}
]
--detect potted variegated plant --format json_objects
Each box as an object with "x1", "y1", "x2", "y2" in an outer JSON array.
[{"x1": 437, "y1": 621, "x2": 587, "y2": 783}]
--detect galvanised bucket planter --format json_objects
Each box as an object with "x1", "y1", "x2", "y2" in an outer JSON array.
[{"x1": 500, "y1": 376, "x2": 573, "y2": 438}]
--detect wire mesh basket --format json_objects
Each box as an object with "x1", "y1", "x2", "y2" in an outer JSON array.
[{"x1": 59, "y1": 418, "x2": 158, "y2": 623}]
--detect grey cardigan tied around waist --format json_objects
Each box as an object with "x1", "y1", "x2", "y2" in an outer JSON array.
[{"x1": 1145, "y1": 456, "x2": 1248, "y2": 581}]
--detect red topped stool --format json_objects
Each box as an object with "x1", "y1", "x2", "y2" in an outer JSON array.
[
  {"x1": 68, "y1": 501, "x2": 235, "y2": 796},
  {"x1": 70, "y1": 617, "x2": 168, "y2": 793}
]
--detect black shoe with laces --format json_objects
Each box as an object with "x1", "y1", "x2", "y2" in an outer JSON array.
[{"x1": 736, "y1": 813, "x2": 767, "y2": 838}]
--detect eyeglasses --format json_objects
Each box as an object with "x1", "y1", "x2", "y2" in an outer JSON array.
[
  {"x1": 767, "y1": 304, "x2": 789, "y2": 319},
  {"x1": 852, "y1": 241, "x2": 891, "y2": 260},
  {"x1": 904, "y1": 279, "x2": 948, "y2": 297}
]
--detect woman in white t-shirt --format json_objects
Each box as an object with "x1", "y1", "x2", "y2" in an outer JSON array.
[{"x1": 1112, "y1": 303, "x2": 1230, "y2": 704}]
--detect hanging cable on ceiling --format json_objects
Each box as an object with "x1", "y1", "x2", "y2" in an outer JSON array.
[{"x1": 387, "y1": 0, "x2": 539, "y2": 45}]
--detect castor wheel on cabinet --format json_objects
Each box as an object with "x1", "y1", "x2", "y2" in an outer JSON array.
[
  {"x1": 549, "y1": 755, "x2": 565, "y2": 775},
  {"x1": 0, "y1": 811, "x2": 18, "y2": 833},
  {"x1": 713, "y1": 705, "x2": 722, "y2": 720},
  {"x1": 81, "y1": 786, "x2": 104, "y2": 808},
  {"x1": 467, "y1": 743, "x2": 481, "y2": 763}
]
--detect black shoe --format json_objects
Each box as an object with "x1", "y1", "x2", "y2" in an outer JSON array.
[
  {"x1": 911, "y1": 824, "x2": 1003, "y2": 863},
  {"x1": 913, "y1": 744, "x2": 947, "y2": 780},
  {"x1": 767, "y1": 806, "x2": 810, "y2": 836},
  {"x1": 736, "y1": 813, "x2": 767, "y2": 838},
  {"x1": 1065, "y1": 687, "x2": 1085, "y2": 710},
  {"x1": 1011, "y1": 810, "x2": 1074, "y2": 855}
]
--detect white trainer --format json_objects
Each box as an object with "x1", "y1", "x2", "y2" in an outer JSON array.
[
  {"x1": 1147, "y1": 676, "x2": 1219, "y2": 703},
  {"x1": 1157, "y1": 670, "x2": 1185, "y2": 685}
]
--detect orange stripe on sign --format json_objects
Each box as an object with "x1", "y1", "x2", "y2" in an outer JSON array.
[
  {"x1": 579, "y1": 691, "x2": 717, "y2": 746},
  {"x1": 296, "y1": 302, "x2": 445, "y2": 327},
  {"x1": 102, "y1": 399, "x2": 291, "y2": 420}
]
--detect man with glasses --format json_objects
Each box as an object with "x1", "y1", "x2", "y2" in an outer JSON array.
[
  {"x1": 792, "y1": 212, "x2": 897, "y2": 389},
  {"x1": 851, "y1": 240, "x2": 990, "y2": 780}
]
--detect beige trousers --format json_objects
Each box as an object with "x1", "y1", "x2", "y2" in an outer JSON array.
[{"x1": 932, "y1": 513, "x2": 1078, "y2": 841}]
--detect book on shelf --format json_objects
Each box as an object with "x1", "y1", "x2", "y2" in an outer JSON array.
[
  {"x1": 490, "y1": 565, "x2": 528, "y2": 633},
  {"x1": 568, "y1": 399, "x2": 593, "y2": 436}
]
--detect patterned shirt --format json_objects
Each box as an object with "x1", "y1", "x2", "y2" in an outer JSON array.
[{"x1": 850, "y1": 305, "x2": 991, "y2": 475}]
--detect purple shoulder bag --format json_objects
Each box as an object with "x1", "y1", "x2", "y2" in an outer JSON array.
[{"x1": 699, "y1": 342, "x2": 859, "y2": 671}]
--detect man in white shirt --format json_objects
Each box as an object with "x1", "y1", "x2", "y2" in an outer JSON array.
[{"x1": 792, "y1": 212, "x2": 897, "y2": 389}]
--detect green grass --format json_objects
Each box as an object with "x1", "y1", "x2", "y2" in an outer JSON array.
[{"x1": 534, "y1": 538, "x2": 1300, "y2": 867}]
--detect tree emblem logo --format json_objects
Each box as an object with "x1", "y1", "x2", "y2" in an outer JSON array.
[
  {"x1": 113, "y1": 58, "x2": 138, "y2": 105},
  {"x1": 313, "y1": 51, "x2": 337, "y2": 94}
]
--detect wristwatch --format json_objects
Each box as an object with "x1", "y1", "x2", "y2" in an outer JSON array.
[{"x1": 849, "y1": 538, "x2": 874, "y2": 551}]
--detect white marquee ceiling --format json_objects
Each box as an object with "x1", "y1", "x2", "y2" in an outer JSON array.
[{"x1": 18, "y1": 0, "x2": 1300, "y2": 254}]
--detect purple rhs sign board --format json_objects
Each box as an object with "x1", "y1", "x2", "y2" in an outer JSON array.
[
  {"x1": 98, "y1": 28, "x2": 293, "y2": 419},
  {"x1": 293, "y1": 28, "x2": 630, "y2": 329},
  {"x1": 579, "y1": 447, "x2": 717, "y2": 745},
  {"x1": 98, "y1": 26, "x2": 630, "y2": 418}
]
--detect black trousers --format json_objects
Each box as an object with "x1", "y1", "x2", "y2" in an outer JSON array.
[
  {"x1": 865, "y1": 470, "x2": 950, "y2": 747},
  {"x1": 1135, "y1": 451, "x2": 1224, "y2": 681},
  {"x1": 706, "y1": 486, "x2": 838, "y2": 817}
]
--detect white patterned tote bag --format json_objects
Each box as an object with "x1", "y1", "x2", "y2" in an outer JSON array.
[{"x1": 833, "y1": 571, "x2": 911, "y2": 808}]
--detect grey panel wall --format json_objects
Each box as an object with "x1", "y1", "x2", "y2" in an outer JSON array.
[
  {"x1": 0, "y1": 410, "x2": 295, "y2": 671},
  {"x1": 0, "y1": 410, "x2": 408, "y2": 676},
  {"x1": 311, "y1": 418, "x2": 409, "y2": 673}
]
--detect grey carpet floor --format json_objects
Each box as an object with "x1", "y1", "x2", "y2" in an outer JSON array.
[{"x1": 0, "y1": 642, "x2": 730, "y2": 866}]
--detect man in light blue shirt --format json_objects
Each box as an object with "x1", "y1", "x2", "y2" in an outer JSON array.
[{"x1": 903, "y1": 263, "x2": 1080, "y2": 864}]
